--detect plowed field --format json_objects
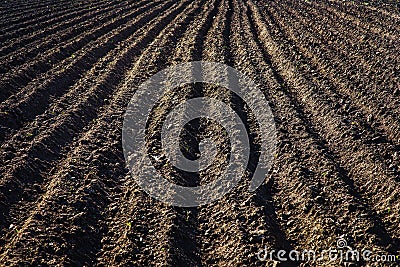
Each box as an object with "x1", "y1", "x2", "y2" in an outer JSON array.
[{"x1": 0, "y1": 0, "x2": 399, "y2": 266}]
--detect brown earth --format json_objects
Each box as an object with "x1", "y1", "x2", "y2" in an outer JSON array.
[{"x1": 0, "y1": 0, "x2": 399, "y2": 266}]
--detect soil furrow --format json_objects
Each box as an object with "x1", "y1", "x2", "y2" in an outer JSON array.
[
  {"x1": 248, "y1": 0, "x2": 399, "y2": 254},
  {"x1": 260, "y1": 0, "x2": 400, "y2": 174},
  {"x1": 1, "y1": 0, "x2": 398, "y2": 265},
  {"x1": 283, "y1": 0, "x2": 400, "y2": 59},
  {"x1": 0, "y1": 0, "x2": 104, "y2": 42},
  {"x1": 0, "y1": 0, "x2": 169, "y2": 182},
  {"x1": 159, "y1": 0, "x2": 225, "y2": 264},
  {"x1": 0, "y1": 0, "x2": 77, "y2": 28},
  {"x1": 312, "y1": 0, "x2": 400, "y2": 40},
  {"x1": 279, "y1": 0, "x2": 400, "y2": 101},
  {"x1": 0, "y1": 0, "x2": 130, "y2": 62},
  {"x1": 0, "y1": 0, "x2": 168, "y2": 138},
  {"x1": 0, "y1": 0, "x2": 186, "y2": 252},
  {"x1": 162, "y1": 0, "x2": 228, "y2": 262},
  {"x1": 243, "y1": 0, "x2": 362, "y2": 258},
  {"x1": 265, "y1": 1, "x2": 400, "y2": 145},
  {"x1": 3, "y1": 1, "x2": 209, "y2": 265},
  {"x1": 98, "y1": 0, "x2": 224, "y2": 265},
  {"x1": 192, "y1": 0, "x2": 294, "y2": 265},
  {"x1": 0, "y1": 0, "x2": 200, "y2": 265},
  {"x1": 0, "y1": 0, "x2": 58, "y2": 16},
  {"x1": 226, "y1": 1, "x2": 398, "y2": 264},
  {"x1": 0, "y1": 0, "x2": 146, "y2": 76},
  {"x1": 0, "y1": 0, "x2": 162, "y2": 104},
  {"x1": 325, "y1": 0, "x2": 400, "y2": 36},
  {"x1": 0, "y1": 0, "x2": 74, "y2": 20}
]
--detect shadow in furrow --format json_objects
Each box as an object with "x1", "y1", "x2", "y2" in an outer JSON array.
[
  {"x1": 0, "y1": 0, "x2": 133, "y2": 67},
  {"x1": 0, "y1": 1, "x2": 163, "y2": 105},
  {"x1": 245, "y1": 3, "x2": 399, "y2": 254},
  {"x1": 227, "y1": 1, "x2": 297, "y2": 265},
  {"x1": 0, "y1": 0, "x2": 190, "y2": 254},
  {"x1": 163, "y1": 0, "x2": 224, "y2": 265}
]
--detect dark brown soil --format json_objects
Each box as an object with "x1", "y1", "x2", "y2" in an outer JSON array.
[{"x1": 0, "y1": 0, "x2": 399, "y2": 266}]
